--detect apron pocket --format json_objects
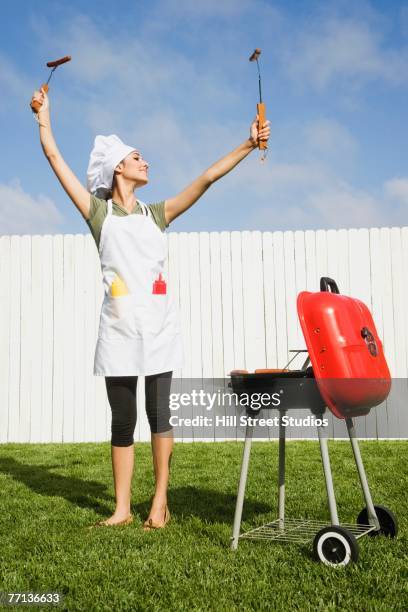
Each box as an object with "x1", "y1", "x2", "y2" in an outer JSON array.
[
  {"x1": 162, "y1": 303, "x2": 181, "y2": 335},
  {"x1": 144, "y1": 294, "x2": 168, "y2": 335},
  {"x1": 99, "y1": 294, "x2": 141, "y2": 341}
]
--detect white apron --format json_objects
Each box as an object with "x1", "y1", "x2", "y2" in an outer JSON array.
[{"x1": 93, "y1": 199, "x2": 185, "y2": 376}]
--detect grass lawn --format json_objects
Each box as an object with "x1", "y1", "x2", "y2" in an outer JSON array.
[{"x1": 0, "y1": 441, "x2": 406, "y2": 611}]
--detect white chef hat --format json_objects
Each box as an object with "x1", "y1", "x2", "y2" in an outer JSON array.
[{"x1": 87, "y1": 134, "x2": 137, "y2": 198}]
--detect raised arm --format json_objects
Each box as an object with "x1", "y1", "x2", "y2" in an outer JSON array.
[
  {"x1": 164, "y1": 116, "x2": 271, "y2": 225},
  {"x1": 30, "y1": 88, "x2": 91, "y2": 220}
]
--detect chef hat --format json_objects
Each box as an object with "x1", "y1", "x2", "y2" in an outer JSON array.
[{"x1": 87, "y1": 134, "x2": 137, "y2": 197}]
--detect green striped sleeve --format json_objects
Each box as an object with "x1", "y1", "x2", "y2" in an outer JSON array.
[
  {"x1": 147, "y1": 201, "x2": 168, "y2": 231},
  {"x1": 86, "y1": 195, "x2": 107, "y2": 250}
]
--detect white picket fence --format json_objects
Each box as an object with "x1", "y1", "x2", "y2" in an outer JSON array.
[{"x1": 1, "y1": 226, "x2": 408, "y2": 443}]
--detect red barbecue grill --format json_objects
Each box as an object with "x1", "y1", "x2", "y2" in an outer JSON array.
[{"x1": 229, "y1": 277, "x2": 398, "y2": 566}]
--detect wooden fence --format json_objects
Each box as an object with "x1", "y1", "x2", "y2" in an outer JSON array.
[{"x1": 1, "y1": 226, "x2": 407, "y2": 442}]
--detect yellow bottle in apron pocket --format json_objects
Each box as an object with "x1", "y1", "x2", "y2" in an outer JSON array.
[
  {"x1": 110, "y1": 274, "x2": 130, "y2": 319},
  {"x1": 110, "y1": 274, "x2": 129, "y2": 297}
]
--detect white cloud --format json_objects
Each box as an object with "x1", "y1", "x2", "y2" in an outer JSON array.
[
  {"x1": 0, "y1": 180, "x2": 65, "y2": 236},
  {"x1": 400, "y1": 4, "x2": 408, "y2": 38},
  {"x1": 384, "y1": 177, "x2": 408, "y2": 206},
  {"x1": 156, "y1": 0, "x2": 252, "y2": 18},
  {"x1": 29, "y1": 12, "x2": 244, "y2": 164},
  {"x1": 245, "y1": 179, "x2": 389, "y2": 232},
  {"x1": 29, "y1": 13, "x2": 264, "y2": 197},
  {"x1": 17, "y1": 8, "x2": 406, "y2": 235},
  {"x1": 303, "y1": 118, "x2": 358, "y2": 158},
  {"x1": 31, "y1": 14, "x2": 226, "y2": 105},
  {"x1": 283, "y1": 17, "x2": 408, "y2": 91},
  {"x1": 226, "y1": 154, "x2": 405, "y2": 231},
  {"x1": 0, "y1": 55, "x2": 31, "y2": 112},
  {"x1": 304, "y1": 182, "x2": 385, "y2": 229}
]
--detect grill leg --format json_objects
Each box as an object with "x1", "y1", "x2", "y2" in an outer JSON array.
[
  {"x1": 231, "y1": 424, "x2": 253, "y2": 550},
  {"x1": 346, "y1": 417, "x2": 380, "y2": 530},
  {"x1": 278, "y1": 410, "x2": 286, "y2": 529},
  {"x1": 317, "y1": 420, "x2": 339, "y2": 525}
]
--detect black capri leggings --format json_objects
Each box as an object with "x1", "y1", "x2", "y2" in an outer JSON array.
[{"x1": 105, "y1": 371, "x2": 173, "y2": 446}]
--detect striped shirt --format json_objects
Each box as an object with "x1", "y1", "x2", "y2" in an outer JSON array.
[{"x1": 86, "y1": 195, "x2": 168, "y2": 250}]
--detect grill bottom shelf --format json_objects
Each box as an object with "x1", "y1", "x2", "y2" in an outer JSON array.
[{"x1": 238, "y1": 518, "x2": 376, "y2": 544}]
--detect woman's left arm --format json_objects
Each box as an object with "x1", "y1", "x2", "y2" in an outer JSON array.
[{"x1": 164, "y1": 116, "x2": 271, "y2": 224}]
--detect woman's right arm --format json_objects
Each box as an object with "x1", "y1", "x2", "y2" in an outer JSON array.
[{"x1": 31, "y1": 88, "x2": 91, "y2": 221}]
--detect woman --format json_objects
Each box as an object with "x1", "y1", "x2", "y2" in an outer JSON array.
[{"x1": 30, "y1": 87, "x2": 271, "y2": 529}]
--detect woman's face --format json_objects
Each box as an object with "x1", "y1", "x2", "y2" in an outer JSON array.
[{"x1": 116, "y1": 150, "x2": 149, "y2": 186}]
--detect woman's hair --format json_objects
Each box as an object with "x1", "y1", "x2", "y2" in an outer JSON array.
[
  {"x1": 108, "y1": 168, "x2": 121, "y2": 197},
  {"x1": 94, "y1": 186, "x2": 112, "y2": 199}
]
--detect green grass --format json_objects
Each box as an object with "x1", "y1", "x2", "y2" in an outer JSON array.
[{"x1": 0, "y1": 441, "x2": 406, "y2": 611}]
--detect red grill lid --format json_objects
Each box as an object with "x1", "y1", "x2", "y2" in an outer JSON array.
[{"x1": 297, "y1": 281, "x2": 391, "y2": 418}]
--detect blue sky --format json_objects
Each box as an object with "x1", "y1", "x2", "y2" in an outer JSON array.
[{"x1": 1, "y1": 0, "x2": 408, "y2": 236}]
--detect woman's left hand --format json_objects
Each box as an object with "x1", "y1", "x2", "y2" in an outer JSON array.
[{"x1": 249, "y1": 115, "x2": 271, "y2": 147}]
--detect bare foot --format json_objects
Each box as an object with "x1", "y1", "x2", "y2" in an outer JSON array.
[
  {"x1": 97, "y1": 511, "x2": 133, "y2": 526},
  {"x1": 144, "y1": 501, "x2": 168, "y2": 527}
]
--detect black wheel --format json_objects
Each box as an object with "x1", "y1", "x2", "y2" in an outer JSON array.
[
  {"x1": 357, "y1": 505, "x2": 398, "y2": 538},
  {"x1": 313, "y1": 526, "x2": 359, "y2": 567}
]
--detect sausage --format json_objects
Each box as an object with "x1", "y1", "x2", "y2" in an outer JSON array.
[{"x1": 46, "y1": 56, "x2": 71, "y2": 68}]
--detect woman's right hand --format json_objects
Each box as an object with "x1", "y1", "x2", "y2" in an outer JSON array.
[{"x1": 30, "y1": 87, "x2": 49, "y2": 114}]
